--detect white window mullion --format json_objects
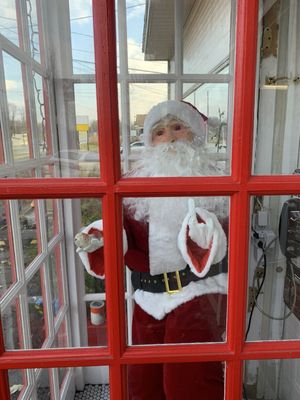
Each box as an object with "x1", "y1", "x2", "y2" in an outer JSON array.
[
  {"x1": 117, "y1": 0, "x2": 131, "y2": 172},
  {"x1": 0, "y1": 46, "x2": 14, "y2": 166},
  {"x1": 174, "y1": 0, "x2": 183, "y2": 100}
]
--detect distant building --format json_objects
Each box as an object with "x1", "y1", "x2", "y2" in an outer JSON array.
[{"x1": 133, "y1": 114, "x2": 146, "y2": 136}]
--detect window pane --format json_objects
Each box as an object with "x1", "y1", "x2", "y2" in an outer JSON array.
[
  {"x1": 0, "y1": 200, "x2": 16, "y2": 298},
  {"x1": 26, "y1": 0, "x2": 42, "y2": 63},
  {"x1": 253, "y1": 0, "x2": 300, "y2": 175},
  {"x1": 247, "y1": 195, "x2": 300, "y2": 341},
  {"x1": 45, "y1": 199, "x2": 59, "y2": 242},
  {"x1": 27, "y1": 269, "x2": 47, "y2": 348},
  {"x1": 36, "y1": 368, "x2": 52, "y2": 399},
  {"x1": 0, "y1": 0, "x2": 20, "y2": 46},
  {"x1": 48, "y1": 250, "x2": 62, "y2": 318},
  {"x1": 123, "y1": 1, "x2": 168, "y2": 74},
  {"x1": 74, "y1": 84, "x2": 99, "y2": 177},
  {"x1": 123, "y1": 195, "x2": 229, "y2": 345},
  {"x1": 8, "y1": 369, "x2": 27, "y2": 400},
  {"x1": 69, "y1": 0, "x2": 95, "y2": 74},
  {"x1": 33, "y1": 74, "x2": 48, "y2": 156},
  {"x1": 126, "y1": 362, "x2": 225, "y2": 399},
  {"x1": 3, "y1": 53, "x2": 31, "y2": 161},
  {"x1": 182, "y1": 1, "x2": 232, "y2": 74},
  {"x1": 244, "y1": 359, "x2": 300, "y2": 400},
  {"x1": 19, "y1": 200, "x2": 39, "y2": 268},
  {"x1": 2, "y1": 298, "x2": 22, "y2": 350}
]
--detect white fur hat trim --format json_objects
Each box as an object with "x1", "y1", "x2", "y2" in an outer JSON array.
[{"x1": 143, "y1": 100, "x2": 206, "y2": 146}]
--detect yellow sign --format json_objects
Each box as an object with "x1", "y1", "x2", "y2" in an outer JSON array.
[{"x1": 76, "y1": 124, "x2": 89, "y2": 132}]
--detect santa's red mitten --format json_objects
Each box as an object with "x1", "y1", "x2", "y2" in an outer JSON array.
[{"x1": 178, "y1": 199, "x2": 227, "y2": 277}]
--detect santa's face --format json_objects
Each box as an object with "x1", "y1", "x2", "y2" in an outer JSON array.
[{"x1": 151, "y1": 117, "x2": 194, "y2": 146}]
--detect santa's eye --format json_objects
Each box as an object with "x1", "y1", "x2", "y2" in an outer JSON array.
[
  {"x1": 173, "y1": 124, "x2": 183, "y2": 131},
  {"x1": 155, "y1": 130, "x2": 164, "y2": 136}
]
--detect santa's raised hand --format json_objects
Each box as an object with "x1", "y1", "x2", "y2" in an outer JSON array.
[
  {"x1": 178, "y1": 198, "x2": 227, "y2": 277},
  {"x1": 187, "y1": 199, "x2": 214, "y2": 249}
]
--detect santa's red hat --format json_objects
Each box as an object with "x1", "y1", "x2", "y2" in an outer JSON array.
[{"x1": 143, "y1": 100, "x2": 207, "y2": 146}]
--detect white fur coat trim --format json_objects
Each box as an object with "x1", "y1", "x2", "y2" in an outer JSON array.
[
  {"x1": 134, "y1": 273, "x2": 227, "y2": 320},
  {"x1": 177, "y1": 207, "x2": 227, "y2": 278},
  {"x1": 75, "y1": 219, "x2": 128, "y2": 279}
]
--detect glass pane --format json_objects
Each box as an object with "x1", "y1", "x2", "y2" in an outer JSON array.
[
  {"x1": 74, "y1": 84, "x2": 99, "y2": 177},
  {"x1": 36, "y1": 368, "x2": 51, "y2": 399},
  {"x1": 184, "y1": 82, "x2": 230, "y2": 173},
  {"x1": 2, "y1": 298, "x2": 22, "y2": 350},
  {"x1": 0, "y1": 0, "x2": 20, "y2": 46},
  {"x1": 48, "y1": 250, "x2": 62, "y2": 317},
  {"x1": 19, "y1": 200, "x2": 39, "y2": 268},
  {"x1": 123, "y1": 195, "x2": 229, "y2": 345},
  {"x1": 182, "y1": 1, "x2": 232, "y2": 74},
  {"x1": 26, "y1": 0, "x2": 42, "y2": 63},
  {"x1": 8, "y1": 369, "x2": 27, "y2": 400},
  {"x1": 246, "y1": 195, "x2": 300, "y2": 341},
  {"x1": 73, "y1": 367, "x2": 109, "y2": 397},
  {"x1": 121, "y1": 86, "x2": 229, "y2": 176},
  {"x1": 55, "y1": 319, "x2": 68, "y2": 348},
  {"x1": 3, "y1": 53, "x2": 31, "y2": 161},
  {"x1": 69, "y1": 0, "x2": 95, "y2": 74},
  {"x1": 45, "y1": 199, "x2": 58, "y2": 242},
  {"x1": 253, "y1": 1, "x2": 300, "y2": 175},
  {"x1": 0, "y1": 200, "x2": 15, "y2": 298},
  {"x1": 243, "y1": 359, "x2": 300, "y2": 400},
  {"x1": 126, "y1": 362, "x2": 225, "y2": 399},
  {"x1": 27, "y1": 269, "x2": 47, "y2": 348},
  {"x1": 33, "y1": 74, "x2": 48, "y2": 156},
  {"x1": 123, "y1": 1, "x2": 168, "y2": 74}
]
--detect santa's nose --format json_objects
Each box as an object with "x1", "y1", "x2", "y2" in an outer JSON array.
[{"x1": 164, "y1": 126, "x2": 177, "y2": 142}]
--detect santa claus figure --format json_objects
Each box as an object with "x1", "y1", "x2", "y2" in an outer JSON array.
[{"x1": 75, "y1": 100, "x2": 228, "y2": 400}]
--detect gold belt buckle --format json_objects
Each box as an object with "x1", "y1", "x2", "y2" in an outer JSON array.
[{"x1": 163, "y1": 271, "x2": 182, "y2": 294}]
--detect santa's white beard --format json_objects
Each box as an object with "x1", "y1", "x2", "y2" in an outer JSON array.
[
  {"x1": 123, "y1": 141, "x2": 228, "y2": 275},
  {"x1": 124, "y1": 141, "x2": 227, "y2": 222}
]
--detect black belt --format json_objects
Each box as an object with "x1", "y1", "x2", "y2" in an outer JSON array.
[{"x1": 131, "y1": 262, "x2": 227, "y2": 294}]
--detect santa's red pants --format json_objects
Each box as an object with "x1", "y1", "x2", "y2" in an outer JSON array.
[{"x1": 128, "y1": 294, "x2": 227, "y2": 400}]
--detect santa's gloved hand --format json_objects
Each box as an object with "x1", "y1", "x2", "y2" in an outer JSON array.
[
  {"x1": 75, "y1": 231, "x2": 103, "y2": 253},
  {"x1": 187, "y1": 199, "x2": 215, "y2": 248}
]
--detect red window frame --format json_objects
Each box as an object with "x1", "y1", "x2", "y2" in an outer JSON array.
[{"x1": 0, "y1": 1, "x2": 300, "y2": 399}]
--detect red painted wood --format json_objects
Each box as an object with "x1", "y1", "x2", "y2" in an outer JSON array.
[{"x1": 226, "y1": 0, "x2": 259, "y2": 399}]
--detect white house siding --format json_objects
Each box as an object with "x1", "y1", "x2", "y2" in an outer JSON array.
[{"x1": 183, "y1": 0, "x2": 231, "y2": 74}]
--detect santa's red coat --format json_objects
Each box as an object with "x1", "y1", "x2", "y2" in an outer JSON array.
[{"x1": 80, "y1": 208, "x2": 228, "y2": 399}]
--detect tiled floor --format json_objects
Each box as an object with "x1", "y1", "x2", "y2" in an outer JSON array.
[{"x1": 74, "y1": 384, "x2": 110, "y2": 400}]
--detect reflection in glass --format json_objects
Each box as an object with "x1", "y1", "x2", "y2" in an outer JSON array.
[
  {"x1": 45, "y1": 199, "x2": 55, "y2": 241},
  {"x1": 55, "y1": 319, "x2": 68, "y2": 348},
  {"x1": 48, "y1": 252, "x2": 61, "y2": 317},
  {"x1": 0, "y1": 0, "x2": 20, "y2": 45},
  {"x1": 19, "y1": 200, "x2": 38, "y2": 267},
  {"x1": 124, "y1": 1, "x2": 168, "y2": 74},
  {"x1": 69, "y1": 0, "x2": 94, "y2": 74},
  {"x1": 2, "y1": 299, "x2": 21, "y2": 350},
  {"x1": 127, "y1": 362, "x2": 225, "y2": 399},
  {"x1": 247, "y1": 195, "x2": 300, "y2": 341},
  {"x1": 3, "y1": 52, "x2": 30, "y2": 161},
  {"x1": 33, "y1": 74, "x2": 47, "y2": 156},
  {"x1": 121, "y1": 196, "x2": 229, "y2": 346},
  {"x1": 253, "y1": 0, "x2": 300, "y2": 175},
  {"x1": 8, "y1": 369, "x2": 26, "y2": 400},
  {"x1": 0, "y1": 200, "x2": 15, "y2": 298},
  {"x1": 27, "y1": 269, "x2": 46, "y2": 348},
  {"x1": 36, "y1": 369, "x2": 51, "y2": 399},
  {"x1": 182, "y1": 1, "x2": 231, "y2": 74},
  {"x1": 74, "y1": 84, "x2": 99, "y2": 177},
  {"x1": 244, "y1": 359, "x2": 300, "y2": 400},
  {"x1": 26, "y1": 0, "x2": 41, "y2": 62}
]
